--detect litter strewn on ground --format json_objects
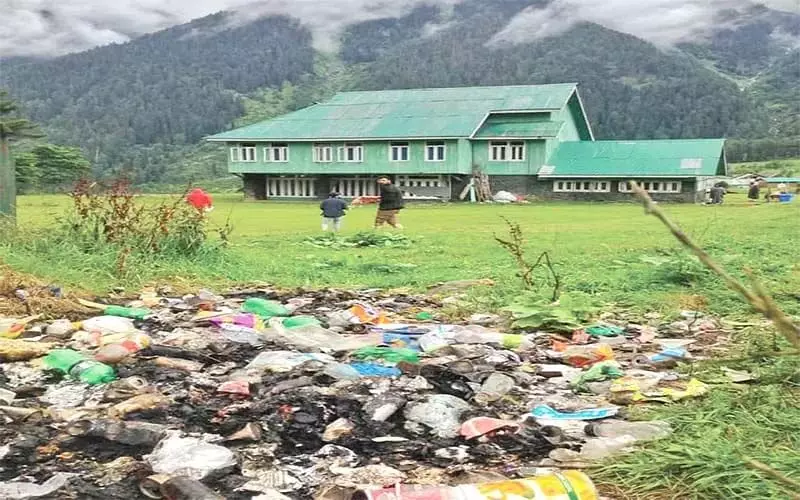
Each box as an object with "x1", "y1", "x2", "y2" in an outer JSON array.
[{"x1": 0, "y1": 282, "x2": 723, "y2": 499}]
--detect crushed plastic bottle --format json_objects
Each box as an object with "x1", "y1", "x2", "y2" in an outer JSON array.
[
  {"x1": 579, "y1": 435, "x2": 640, "y2": 460},
  {"x1": 450, "y1": 325, "x2": 535, "y2": 350},
  {"x1": 242, "y1": 298, "x2": 289, "y2": 319},
  {"x1": 585, "y1": 420, "x2": 672, "y2": 441},
  {"x1": 43, "y1": 349, "x2": 117, "y2": 385}
]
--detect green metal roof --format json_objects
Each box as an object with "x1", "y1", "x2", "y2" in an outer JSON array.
[
  {"x1": 540, "y1": 139, "x2": 727, "y2": 178},
  {"x1": 764, "y1": 177, "x2": 800, "y2": 183},
  {"x1": 473, "y1": 120, "x2": 564, "y2": 139},
  {"x1": 207, "y1": 83, "x2": 578, "y2": 141}
]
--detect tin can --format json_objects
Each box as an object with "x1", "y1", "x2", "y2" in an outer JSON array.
[{"x1": 354, "y1": 471, "x2": 598, "y2": 500}]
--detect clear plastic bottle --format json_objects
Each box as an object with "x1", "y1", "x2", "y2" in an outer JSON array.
[
  {"x1": 451, "y1": 326, "x2": 534, "y2": 350},
  {"x1": 585, "y1": 420, "x2": 672, "y2": 440},
  {"x1": 580, "y1": 435, "x2": 640, "y2": 460}
]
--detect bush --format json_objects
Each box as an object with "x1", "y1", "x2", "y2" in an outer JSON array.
[{"x1": 64, "y1": 179, "x2": 231, "y2": 258}]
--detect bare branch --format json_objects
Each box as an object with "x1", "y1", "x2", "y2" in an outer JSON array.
[{"x1": 629, "y1": 182, "x2": 799, "y2": 348}]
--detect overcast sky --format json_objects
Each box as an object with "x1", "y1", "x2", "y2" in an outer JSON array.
[{"x1": 1, "y1": 0, "x2": 797, "y2": 58}]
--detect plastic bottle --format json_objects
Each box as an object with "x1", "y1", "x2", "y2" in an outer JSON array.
[
  {"x1": 241, "y1": 298, "x2": 289, "y2": 319},
  {"x1": 103, "y1": 305, "x2": 151, "y2": 320},
  {"x1": 585, "y1": 420, "x2": 672, "y2": 441},
  {"x1": 43, "y1": 349, "x2": 117, "y2": 385},
  {"x1": 450, "y1": 325, "x2": 534, "y2": 350},
  {"x1": 282, "y1": 315, "x2": 321, "y2": 328},
  {"x1": 579, "y1": 435, "x2": 639, "y2": 460}
]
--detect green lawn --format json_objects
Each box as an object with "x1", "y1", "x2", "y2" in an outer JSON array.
[
  {"x1": 7, "y1": 193, "x2": 800, "y2": 318},
  {"x1": 3, "y1": 193, "x2": 800, "y2": 499}
]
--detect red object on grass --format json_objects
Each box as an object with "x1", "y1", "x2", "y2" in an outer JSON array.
[{"x1": 186, "y1": 188, "x2": 213, "y2": 211}]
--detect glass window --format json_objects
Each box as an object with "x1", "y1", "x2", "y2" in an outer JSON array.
[
  {"x1": 390, "y1": 142, "x2": 409, "y2": 162},
  {"x1": 510, "y1": 142, "x2": 525, "y2": 161},
  {"x1": 313, "y1": 144, "x2": 332, "y2": 163},
  {"x1": 426, "y1": 142, "x2": 446, "y2": 162}
]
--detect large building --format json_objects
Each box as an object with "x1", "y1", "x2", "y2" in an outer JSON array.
[{"x1": 206, "y1": 84, "x2": 727, "y2": 202}]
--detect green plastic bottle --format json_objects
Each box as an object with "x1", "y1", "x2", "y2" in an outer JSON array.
[
  {"x1": 242, "y1": 298, "x2": 289, "y2": 319},
  {"x1": 103, "y1": 305, "x2": 151, "y2": 320},
  {"x1": 43, "y1": 349, "x2": 117, "y2": 385},
  {"x1": 282, "y1": 316, "x2": 321, "y2": 329}
]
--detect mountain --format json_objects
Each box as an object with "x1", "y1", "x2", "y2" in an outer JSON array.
[{"x1": 1, "y1": 0, "x2": 798, "y2": 185}]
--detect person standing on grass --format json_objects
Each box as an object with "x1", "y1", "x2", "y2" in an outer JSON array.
[
  {"x1": 747, "y1": 180, "x2": 760, "y2": 204},
  {"x1": 320, "y1": 192, "x2": 347, "y2": 233},
  {"x1": 375, "y1": 177, "x2": 404, "y2": 229}
]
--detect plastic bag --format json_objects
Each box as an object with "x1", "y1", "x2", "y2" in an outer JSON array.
[
  {"x1": 242, "y1": 298, "x2": 289, "y2": 319},
  {"x1": 0, "y1": 473, "x2": 73, "y2": 499},
  {"x1": 246, "y1": 351, "x2": 334, "y2": 372},
  {"x1": 145, "y1": 435, "x2": 236, "y2": 480},
  {"x1": 81, "y1": 316, "x2": 139, "y2": 335}
]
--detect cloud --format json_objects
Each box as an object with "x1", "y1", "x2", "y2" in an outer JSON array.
[
  {"x1": 1, "y1": 0, "x2": 798, "y2": 58},
  {"x1": 489, "y1": 0, "x2": 800, "y2": 47},
  {"x1": 0, "y1": 0, "x2": 463, "y2": 57}
]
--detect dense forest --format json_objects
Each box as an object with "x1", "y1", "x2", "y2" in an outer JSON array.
[{"x1": 0, "y1": 0, "x2": 798, "y2": 186}]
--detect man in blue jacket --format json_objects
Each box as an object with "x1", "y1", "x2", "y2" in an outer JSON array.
[{"x1": 320, "y1": 192, "x2": 348, "y2": 232}]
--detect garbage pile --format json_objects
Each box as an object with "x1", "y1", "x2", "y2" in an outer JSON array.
[{"x1": 0, "y1": 286, "x2": 721, "y2": 499}]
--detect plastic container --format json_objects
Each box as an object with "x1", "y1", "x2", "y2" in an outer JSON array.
[
  {"x1": 353, "y1": 471, "x2": 598, "y2": 499},
  {"x1": 43, "y1": 349, "x2": 116, "y2": 385},
  {"x1": 779, "y1": 193, "x2": 793, "y2": 203},
  {"x1": 241, "y1": 298, "x2": 289, "y2": 319}
]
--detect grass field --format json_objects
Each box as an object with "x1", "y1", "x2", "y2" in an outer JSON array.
[
  {"x1": 6, "y1": 193, "x2": 800, "y2": 317},
  {"x1": 3, "y1": 193, "x2": 800, "y2": 498}
]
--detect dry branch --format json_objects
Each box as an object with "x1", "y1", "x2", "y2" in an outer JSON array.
[{"x1": 629, "y1": 182, "x2": 800, "y2": 349}]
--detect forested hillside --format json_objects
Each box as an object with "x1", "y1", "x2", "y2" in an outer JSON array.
[{"x1": 1, "y1": 0, "x2": 797, "y2": 186}]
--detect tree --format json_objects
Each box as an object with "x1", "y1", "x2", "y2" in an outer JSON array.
[
  {"x1": 0, "y1": 90, "x2": 42, "y2": 219},
  {"x1": 31, "y1": 144, "x2": 91, "y2": 188}
]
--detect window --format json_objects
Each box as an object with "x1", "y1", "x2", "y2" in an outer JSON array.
[
  {"x1": 266, "y1": 143, "x2": 289, "y2": 162},
  {"x1": 510, "y1": 141, "x2": 525, "y2": 161},
  {"x1": 490, "y1": 142, "x2": 507, "y2": 161},
  {"x1": 396, "y1": 176, "x2": 445, "y2": 188},
  {"x1": 490, "y1": 141, "x2": 526, "y2": 162},
  {"x1": 619, "y1": 181, "x2": 682, "y2": 193},
  {"x1": 425, "y1": 142, "x2": 446, "y2": 162},
  {"x1": 313, "y1": 143, "x2": 332, "y2": 163},
  {"x1": 338, "y1": 143, "x2": 363, "y2": 162},
  {"x1": 553, "y1": 180, "x2": 611, "y2": 193},
  {"x1": 390, "y1": 142, "x2": 409, "y2": 162},
  {"x1": 230, "y1": 144, "x2": 256, "y2": 162}
]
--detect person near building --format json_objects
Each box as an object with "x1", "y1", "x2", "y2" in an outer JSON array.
[
  {"x1": 320, "y1": 192, "x2": 348, "y2": 233},
  {"x1": 375, "y1": 177, "x2": 405, "y2": 229}
]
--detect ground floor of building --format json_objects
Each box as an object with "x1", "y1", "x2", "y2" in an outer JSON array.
[{"x1": 240, "y1": 173, "x2": 709, "y2": 203}]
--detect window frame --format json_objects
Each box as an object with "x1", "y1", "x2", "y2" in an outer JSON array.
[
  {"x1": 489, "y1": 141, "x2": 526, "y2": 162},
  {"x1": 231, "y1": 144, "x2": 257, "y2": 163},
  {"x1": 389, "y1": 142, "x2": 410, "y2": 162},
  {"x1": 265, "y1": 143, "x2": 289, "y2": 163},
  {"x1": 619, "y1": 180, "x2": 682, "y2": 193},
  {"x1": 425, "y1": 141, "x2": 446, "y2": 162},
  {"x1": 337, "y1": 143, "x2": 364, "y2": 163},
  {"x1": 553, "y1": 179, "x2": 611, "y2": 193},
  {"x1": 313, "y1": 143, "x2": 333, "y2": 163}
]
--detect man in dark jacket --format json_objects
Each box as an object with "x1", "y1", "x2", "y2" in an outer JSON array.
[
  {"x1": 375, "y1": 177, "x2": 404, "y2": 229},
  {"x1": 320, "y1": 192, "x2": 347, "y2": 232}
]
